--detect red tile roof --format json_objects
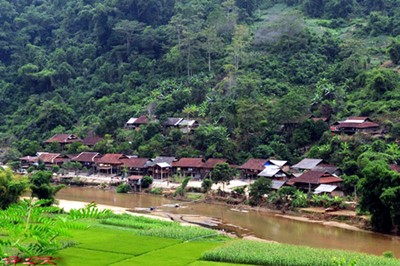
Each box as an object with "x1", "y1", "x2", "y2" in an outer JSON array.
[
  {"x1": 203, "y1": 158, "x2": 228, "y2": 169},
  {"x1": 239, "y1": 158, "x2": 268, "y2": 171},
  {"x1": 128, "y1": 175, "x2": 143, "y2": 180},
  {"x1": 172, "y1": 158, "x2": 204, "y2": 168},
  {"x1": 337, "y1": 121, "x2": 379, "y2": 129},
  {"x1": 291, "y1": 171, "x2": 342, "y2": 185},
  {"x1": 82, "y1": 136, "x2": 103, "y2": 146},
  {"x1": 389, "y1": 164, "x2": 400, "y2": 173},
  {"x1": 121, "y1": 158, "x2": 149, "y2": 168},
  {"x1": 96, "y1": 154, "x2": 127, "y2": 165},
  {"x1": 312, "y1": 117, "x2": 328, "y2": 122},
  {"x1": 45, "y1": 134, "x2": 81, "y2": 144},
  {"x1": 72, "y1": 152, "x2": 101, "y2": 163}
]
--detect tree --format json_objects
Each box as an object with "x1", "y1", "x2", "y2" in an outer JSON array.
[
  {"x1": 211, "y1": 163, "x2": 234, "y2": 190},
  {"x1": 249, "y1": 177, "x2": 272, "y2": 206},
  {"x1": 387, "y1": 39, "x2": 400, "y2": 64},
  {"x1": 113, "y1": 20, "x2": 144, "y2": 57},
  {"x1": 358, "y1": 160, "x2": 400, "y2": 233},
  {"x1": 201, "y1": 178, "x2": 212, "y2": 194},
  {"x1": 30, "y1": 171, "x2": 65, "y2": 205},
  {"x1": 0, "y1": 168, "x2": 27, "y2": 209}
]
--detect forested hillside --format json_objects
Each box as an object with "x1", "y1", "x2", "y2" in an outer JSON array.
[{"x1": 0, "y1": 0, "x2": 400, "y2": 163}]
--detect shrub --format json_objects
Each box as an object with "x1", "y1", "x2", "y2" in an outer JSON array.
[
  {"x1": 150, "y1": 187, "x2": 163, "y2": 195},
  {"x1": 141, "y1": 176, "x2": 153, "y2": 188},
  {"x1": 116, "y1": 183, "x2": 131, "y2": 193},
  {"x1": 201, "y1": 178, "x2": 212, "y2": 193}
]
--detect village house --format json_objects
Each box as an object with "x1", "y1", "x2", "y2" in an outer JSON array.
[
  {"x1": 162, "y1": 118, "x2": 184, "y2": 134},
  {"x1": 202, "y1": 158, "x2": 228, "y2": 179},
  {"x1": 330, "y1": 116, "x2": 380, "y2": 135},
  {"x1": 172, "y1": 157, "x2": 205, "y2": 179},
  {"x1": 314, "y1": 184, "x2": 344, "y2": 197},
  {"x1": 44, "y1": 134, "x2": 81, "y2": 148},
  {"x1": 20, "y1": 152, "x2": 69, "y2": 169},
  {"x1": 95, "y1": 153, "x2": 128, "y2": 175},
  {"x1": 146, "y1": 156, "x2": 176, "y2": 179},
  {"x1": 178, "y1": 119, "x2": 199, "y2": 134},
  {"x1": 71, "y1": 152, "x2": 101, "y2": 170},
  {"x1": 121, "y1": 157, "x2": 150, "y2": 176},
  {"x1": 81, "y1": 135, "x2": 103, "y2": 147},
  {"x1": 291, "y1": 158, "x2": 327, "y2": 173},
  {"x1": 127, "y1": 175, "x2": 144, "y2": 192},
  {"x1": 125, "y1": 115, "x2": 149, "y2": 129},
  {"x1": 288, "y1": 170, "x2": 343, "y2": 192},
  {"x1": 239, "y1": 158, "x2": 269, "y2": 179}
]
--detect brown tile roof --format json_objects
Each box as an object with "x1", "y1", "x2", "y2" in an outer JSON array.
[
  {"x1": 72, "y1": 152, "x2": 101, "y2": 163},
  {"x1": 37, "y1": 153, "x2": 66, "y2": 164},
  {"x1": 45, "y1": 134, "x2": 81, "y2": 144},
  {"x1": 291, "y1": 171, "x2": 342, "y2": 185},
  {"x1": 121, "y1": 158, "x2": 149, "y2": 168},
  {"x1": 312, "y1": 117, "x2": 328, "y2": 122},
  {"x1": 389, "y1": 164, "x2": 400, "y2": 173},
  {"x1": 134, "y1": 115, "x2": 149, "y2": 125},
  {"x1": 203, "y1": 158, "x2": 228, "y2": 169},
  {"x1": 96, "y1": 154, "x2": 127, "y2": 165},
  {"x1": 320, "y1": 176, "x2": 343, "y2": 184},
  {"x1": 172, "y1": 158, "x2": 204, "y2": 168},
  {"x1": 19, "y1": 156, "x2": 38, "y2": 163},
  {"x1": 82, "y1": 136, "x2": 103, "y2": 146},
  {"x1": 337, "y1": 121, "x2": 380, "y2": 129},
  {"x1": 239, "y1": 158, "x2": 268, "y2": 171}
]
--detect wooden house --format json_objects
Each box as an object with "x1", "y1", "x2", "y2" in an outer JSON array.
[
  {"x1": 202, "y1": 158, "x2": 228, "y2": 179},
  {"x1": 314, "y1": 184, "x2": 344, "y2": 197},
  {"x1": 71, "y1": 152, "x2": 101, "y2": 170},
  {"x1": 95, "y1": 154, "x2": 128, "y2": 175},
  {"x1": 127, "y1": 175, "x2": 143, "y2": 192},
  {"x1": 239, "y1": 158, "x2": 268, "y2": 179},
  {"x1": 331, "y1": 117, "x2": 380, "y2": 135},
  {"x1": 81, "y1": 136, "x2": 103, "y2": 147},
  {"x1": 44, "y1": 134, "x2": 81, "y2": 148},
  {"x1": 172, "y1": 157, "x2": 205, "y2": 179},
  {"x1": 178, "y1": 119, "x2": 199, "y2": 134},
  {"x1": 20, "y1": 152, "x2": 69, "y2": 169},
  {"x1": 288, "y1": 170, "x2": 343, "y2": 192},
  {"x1": 257, "y1": 166, "x2": 290, "y2": 181},
  {"x1": 125, "y1": 115, "x2": 149, "y2": 129},
  {"x1": 152, "y1": 162, "x2": 172, "y2": 180},
  {"x1": 162, "y1": 118, "x2": 184, "y2": 134},
  {"x1": 121, "y1": 157, "x2": 150, "y2": 176}
]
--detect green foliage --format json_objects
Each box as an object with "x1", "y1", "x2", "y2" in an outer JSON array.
[
  {"x1": 202, "y1": 240, "x2": 400, "y2": 266},
  {"x1": 0, "y1": 168, "x2": 27, "y2": 209},
  {"x1": 149, "y1": 187, "x2": 163, "y2": 195},
  {"x1": 116, "y1": 183, "x2": 131, "y2": 193},
  {"x1": 68, "y1": 203, "x2": 114, "y2": 220},
  {"x1": 358, "y1": 160, "x2": 400, "y2": 233},
  {"x1": 30, "y1": 171, "x2": 64, "y2": 205},
  {"x1": 202, "y1": 178, "x2": 213, "y2": 193},
  {"x1": 141, "y1": 176, "x2": 153, "y2": 189},
  {"x1": 249, "y1": 177, "x2": 271, "y2": 206},
  {"x1": 211, "y1": 163, "x2": 234, "y2": 188}
]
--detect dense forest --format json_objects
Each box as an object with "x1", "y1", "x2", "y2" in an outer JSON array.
[{"x1": 1, "y1": 0, "x2": 400, "y2": 232}]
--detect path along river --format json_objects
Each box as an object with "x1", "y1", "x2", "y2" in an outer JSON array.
[{"x1": 56, "y1": 186, "x2": 400, "y2": 257}]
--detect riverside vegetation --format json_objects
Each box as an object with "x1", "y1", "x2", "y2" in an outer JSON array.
[{"x1": 0, "y1": 198, "x2": 399, "y2": 266}]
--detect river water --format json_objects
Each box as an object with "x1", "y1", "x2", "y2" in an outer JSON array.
[{"x1": 56, "y1": 186, "x2": 400, "y2": 257}]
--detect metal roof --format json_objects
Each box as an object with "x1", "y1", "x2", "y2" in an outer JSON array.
[
  {"x1": 314, "y1": 184, "x2": 338, "y2": 194},
  {"x1": 272, "y1": 180, "x2": 286, "y2": 190},
  {"x1": 258, "y1": 166, "x2": 281, "y2": 177},
  {"x1": 156, "y1": 162, "x2": 171, "y2": 168},
  {"x1": 292, "y1": 158, "x2": 324, "y2": 170}
]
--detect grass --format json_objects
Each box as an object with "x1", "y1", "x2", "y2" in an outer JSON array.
[
  {"x1": 201, "y1": 240, "x2": 400, "y2": 266},
  {"x1": 2, "y1": 206, "x2": 399, "y2": 266}
]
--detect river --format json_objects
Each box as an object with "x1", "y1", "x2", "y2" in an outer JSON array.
[{"x1": 56, "y1": 186, "x2": 400, "y2": 257}]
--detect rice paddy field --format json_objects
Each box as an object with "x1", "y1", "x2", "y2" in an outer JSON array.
[
  {"x1": 53, "y1": 214, "x2": 400, "y2": 266},
  {"x1": 1, "y1": 207, "x2": 399, "y2": 266}
]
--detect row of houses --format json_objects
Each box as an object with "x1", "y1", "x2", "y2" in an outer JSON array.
[
  {"x1": 20, "y1": 151, "x2": 349, "y2": 195},
  {"x1": 125, "y1": 115, "x2": 199, "y2": 134}
]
